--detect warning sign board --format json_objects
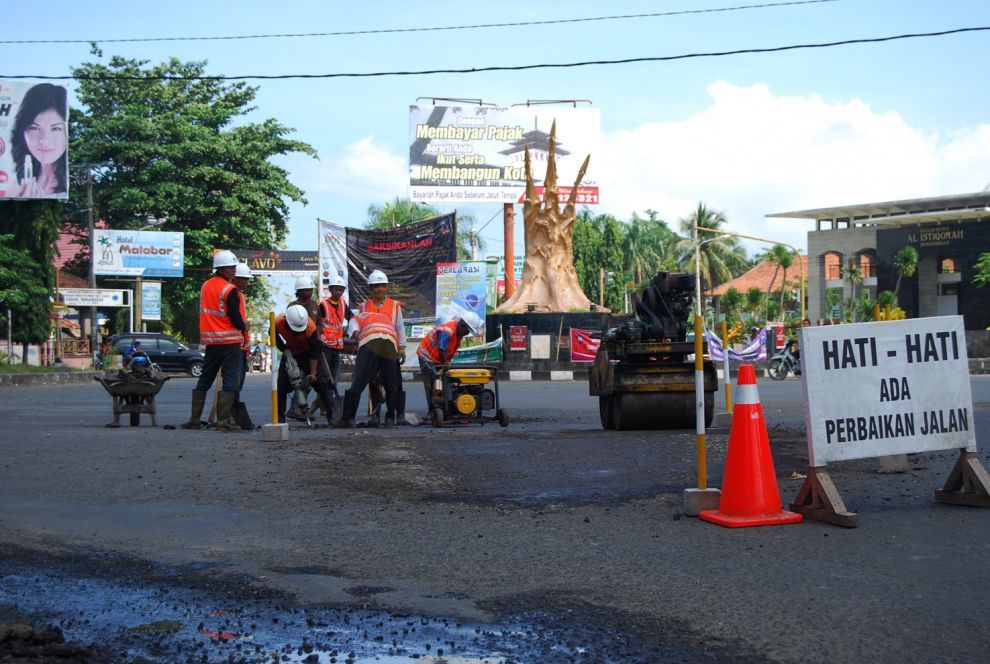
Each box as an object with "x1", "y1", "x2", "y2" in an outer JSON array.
[{"x1": 802, "y1": 316, "x2": 976, "y2": 466}]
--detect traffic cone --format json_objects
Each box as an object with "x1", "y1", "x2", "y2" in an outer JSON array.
[{"x1": 700, "y1": 364, "x2": 803, "y2": 528}]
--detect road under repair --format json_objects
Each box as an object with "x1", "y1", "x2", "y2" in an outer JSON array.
[{"x1": 0, "y1": 375, "x2": 988, "y2": 662}]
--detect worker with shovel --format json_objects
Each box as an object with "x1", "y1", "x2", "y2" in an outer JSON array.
[{"x1": 275, "y1": 305, "x2": 335, "y2": 427}]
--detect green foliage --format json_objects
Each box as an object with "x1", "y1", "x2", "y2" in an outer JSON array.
[
  {"x1": 572, "y1": 211, "x2": 624, "y2": 310},
  {"x1": 765, "y1": 244, "x2": 796, "y2": 321},
  {"x1": 893, "y1": 245, "x2": 919, "y2": 296},
  {"x1": 69, "y1": 55, "x2": 316, "y2": 341},
  {"x1": 972, "y1": 252, "x2": 990, "y2": 288},
  {"x1": 622, "y1": 209, "x2": 678, "y2": 287},
  {"x1": 744, "y1": 287, "x2": 765, "y2": 326},
  {"x1": 669, "y1": 203, "x2": 747, "y2": 296},
  {"x1": 0, "y1": 233, "x2": 53, "y2": 351},
  {"x1": 720, "y1": 287, "x2": 743, "y2": 325}
]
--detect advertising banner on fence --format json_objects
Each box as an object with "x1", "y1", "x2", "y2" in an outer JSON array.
[
  {"x1": 802, "y1": 316, "x2": 976, "y2": 466},
  {"x1": 570, "y1": 328, "x2": 601, "y2": 362},
  {"x1": 59, "y1": 288, "x2": 128, "y2": 307},
  {"x1": 317, "y1": 219, "x2": 349, "y2": 301},
  {"x1": 141, "y1": 281, "x2": 162, "y2": 321},
  {"x1": 409, "y1": 105, "x2": 600, "y2": 204},
  {"x1": 0, "y1": 80, "x2": 70, "y2": 201},
  {"x1": 435, "y1": 261, "x2": 487, "y2": 337},
  {"x1": 93, "y1": 229, "x2": 184, "y2": 277}
]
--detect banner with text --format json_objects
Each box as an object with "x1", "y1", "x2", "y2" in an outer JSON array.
[
  {"x1": 141, "y1": 281, "x2": 162, "y2": 321},
  {"x1": 802, "y1": 316, "x2": 976, "y2": 466},
  {"x1": 435, "y1": 261, "x2": 487, "y2": 338},
  {"x1": 316, "y1": 220, "x2": 349, "y2": 301},
  {"x1": 0, "y1": 80, "x2": 70, "y2": 201},
  {"x1": 93, "y1": 229, "x2": 184, "y2": 277},
  {"x1": 409, "y1": 105, "x2": 600, "y2": 204}
]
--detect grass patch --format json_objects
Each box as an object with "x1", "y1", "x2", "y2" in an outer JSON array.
[{"x1": 0, "y1": 364, "x2": 61, "y2": 375}]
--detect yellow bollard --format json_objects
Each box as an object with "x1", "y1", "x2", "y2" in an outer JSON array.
[{"x1": 695, "y1": 314, "x2": 706, "y2": 490}]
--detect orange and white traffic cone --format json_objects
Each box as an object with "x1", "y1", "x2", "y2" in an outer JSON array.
[{"x1": 700, "y1": 364, "x2": 803, "y2": 528}]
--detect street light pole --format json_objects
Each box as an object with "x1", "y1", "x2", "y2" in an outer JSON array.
[{"x1": 87, "y1": 170, "x2": 98, "y2": 365}]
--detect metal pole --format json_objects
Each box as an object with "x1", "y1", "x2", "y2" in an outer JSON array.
[
  {"x1": 503, "y1": 204, "x2": 515, "y2": 299},
  {"x1": 6, "y1": 308, "x2": 11, "y2": 365},
  {"x1": 127, "y1": 289, "x2": 133, "y2": 333},
  {"x1": 721, "y1": 319, "x2": 732, "y2": 412},
  {"x1": 694, "y1": 224, "x2": 702, "y2": 317},
  {"x1": 270, "y1": 311, "x2": 278, "y2": 424},
  {"x1": 135, "y1": 276, "x2": 143, "y2": 332},
  {"x1": 694, "y1": 314, "x2": 706, "y2": 490},
  {"x1": 87, "y1": 170, "x2": 98, "y2": 364}
]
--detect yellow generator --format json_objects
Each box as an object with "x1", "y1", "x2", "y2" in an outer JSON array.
[{"x1": 429, "y1": 364, "x2": 509, "y2": 428}]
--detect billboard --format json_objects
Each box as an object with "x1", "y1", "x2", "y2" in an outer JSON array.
[
  {"x1": 237, "y1": 249, "x2": 320, "y2": 273},
  {"x1": 409, "y1": 105, "x2": 600, "y2": 204},
  {"x1": 141, "y1": 281, "x2": 162, "y2": 321},
  {"x1": 435, "y1": 261, "x2": 487, "y2": 337},
  {"x1": 0, "y1": 81, "x2": 70, "y2": 201},
  {"x1": 93, "y1": 229, "x2": 184, "y2": 277}
]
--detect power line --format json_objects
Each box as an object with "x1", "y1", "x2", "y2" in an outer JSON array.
[
  {"x1": 0, "y1": 1, "x2": 838, "y2": 45},
  {"x1": 4, "y1": 25, "x2": 986, "y2": 81}
]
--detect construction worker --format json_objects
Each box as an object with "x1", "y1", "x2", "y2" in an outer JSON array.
[
  {"x1": 229, "y1": 262, "x2": 254, "y2": 427},
  {"x1": 290, "y1": 275, "x2": 321, "y2": 325},
  {"x1": 333, "y1": 270, "x2": 403, "y2": 428},
  {"x1": 416, "y1": 317, "x2": 475, "y2": 412},
  {"x1": 180, "y1": 250, "x2": 246, "y2": 432},
  {"x1": 275, "y1": 304, "x2": 334, "y2": 426},
  {"x1": 317, "y1": 273, "x2": 354, "y2": 414}
]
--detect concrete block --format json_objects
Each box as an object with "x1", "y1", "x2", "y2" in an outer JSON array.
[
  {"x1": 261, "y1": 423, "x2": 289, "y2": 442},
  {"x1": 710, "y1": 411, "x2": 732, "y2": 429},
  {"x1": 682, "y1": 487, "x2": 721, "y2": 516},
  {"x1": 877, "y1": 454, "x2": 908, "y2": 474},
  {"x1": 508, "y1": 371, "x2": 532, "y2": 381},
  {"x1": 550, "y1": 371, "x2": 573, "y2": 381}
]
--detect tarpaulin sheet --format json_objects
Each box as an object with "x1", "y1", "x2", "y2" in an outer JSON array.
[
  {"x1": 345, "y1": 213, "x2": 457, "y2": 319},
  {"x1": 704, "y1": 326, "x2": 768, "y2": 362},
  {"x1": 570, "y1": 328, "x2": 601, "y2": 362}
]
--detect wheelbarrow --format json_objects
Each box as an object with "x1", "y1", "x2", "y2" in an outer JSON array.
[{"x1": 94, "y1": 365, "x2": 170, "y2": 427}]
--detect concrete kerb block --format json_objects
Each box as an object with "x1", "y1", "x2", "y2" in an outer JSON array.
[
  {"x1": 261, "y1": 423, "x2": 289, "y2": 442},
  {"x1": 683, "y1": 487, "x2": 721, "y2": 516},
  {"x1": 550, "y1": 371, "x2": 573, "y2": 381},
  {"x1": 508, "y1": 371, "x2": 532, "y2": 381}
]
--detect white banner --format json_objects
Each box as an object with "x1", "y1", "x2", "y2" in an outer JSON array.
[
  {"x1": 802, "y1": 316, "x2": 976, "y2": 466},
  {"x1": 94, "y1": 229, "x2": 184, "y2": 277},
  {"x1": 409, "y1": 105, "x2": 601, "y2": 204},
  {"x1": 60, "y1": 288, "x2": 128, "y2": 307},
  {"x1": 317, "y1": 219, "x2": 349, "y2": 301},
  {"x1": 141, "y1": 281, "x2": 162, "y2": 321},
  {"x1": 0, "y1": 80, "x2": 70, "y2": 201}
]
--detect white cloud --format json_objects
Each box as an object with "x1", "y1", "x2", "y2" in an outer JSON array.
[
  {"x1": 600, "y1": 81, "x2": 990, "y2": 253},
  {"x1": 289, "y1": 135, "x2": 406, "y2": 200}
]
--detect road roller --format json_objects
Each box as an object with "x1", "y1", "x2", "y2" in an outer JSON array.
[
  {"x1": 589, "y1": 271, "x2": 718, "y2": 430},
  {"x1": 428, "y1": 364, "x2": 509, "y2": 428}
]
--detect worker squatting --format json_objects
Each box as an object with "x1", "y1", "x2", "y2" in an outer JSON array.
[{"x1": 826, "y1": 407, "x2": 969, "y2": 444}]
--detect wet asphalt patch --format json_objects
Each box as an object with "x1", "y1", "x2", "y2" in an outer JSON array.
[{"x1": 0, "y1": 546, "x2": 755, "y2": 663}]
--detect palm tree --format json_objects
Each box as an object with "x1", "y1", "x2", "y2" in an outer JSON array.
[
  {"x1": 721, "y1": 287, "x2": 743, "y2": 324},
  {"x1": 669, "y1": 203, "x2": 744, "y2": 295},
  {"x1": 892, "y1": 245, "x2": 919, "y2": 303},
  {"x1": 765, "y1": 245, "x2": 795, "y2": 321},
  {"x1": 365, "y1": 197, "x2": 480, "y2": 259},
  {"x1": 623, "y1": 210, "x2": 677, "y2": 286},
  {"x1": 842, "y1": 257, "x2": 864, "y2": 322},
  {"x1": 744, "y1": 287, "x2": 765, "y2": 326}
]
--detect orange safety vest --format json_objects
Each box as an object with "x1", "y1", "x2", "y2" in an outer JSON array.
[
  {"x1": 356, "y1": 311, "x2": 399, "y2": 351},
  {"x1": 275, "y1": 316, "x2": 317, "y2": 356},
  {"x1": 199, "y1": 275, "x2": 243, "y2": 346},
  {"x1": 360, "y1": 297, "x2": 402, "y2": 328},
  {"x1": 238, "y1": 291, "x2": 251, "y2": 351},
  {"x1": 417, "y1": 320, "x2": 461, "y2": 364},
  {"x1": 319, "y1": 297, "x2": 349, "y2": 349}
]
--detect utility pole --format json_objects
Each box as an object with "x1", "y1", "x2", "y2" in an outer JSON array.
[
  {"x1": 87, "y1": 170, "x2": 98, "y2": 365},
  {"x1": 503, "y1": 203, "x2": 515, "y2": 299}
]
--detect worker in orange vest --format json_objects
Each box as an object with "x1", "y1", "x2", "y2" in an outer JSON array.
[
  {"x1": 416, "y1": 317, "x2": 474, "y2": 411},
  {"x1": 317, "y1": 272, "x2": 353, "y2": 416},
  {"x1": 229, "y1": 262, "x2": 254, "y2": 427},
  {"x1": 275, "y1": 304, "x2": 335, "y2": 426},
  {"x1": 180, "y1": 250, "x2": 247, "y2": 432},
  {"x1": 333, "y1": 270, "x2": 404, "y2": 428}
]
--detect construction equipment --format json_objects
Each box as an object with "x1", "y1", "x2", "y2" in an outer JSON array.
[
  {"x1": 428, "y1": 364, "x2": 509, "y2": 428},
  {"x1": 94, "y1": 364, "x2": 170, "y2": 427},
  {"x1": 589, "y1": 271, "x2": 718, "y2": 430}
]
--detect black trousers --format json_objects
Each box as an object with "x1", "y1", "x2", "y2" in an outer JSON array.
[
  {"x1": 342, "y1": 340, "x2": 401, "y2": 420},
  {"x1": 195, "y1": 343, "x2": 242, "y2": 392},
  {"x1": 419, "y1": 357, "x2": 439, "y2": 410}
]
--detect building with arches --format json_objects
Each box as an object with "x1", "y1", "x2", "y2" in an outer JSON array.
[{"x1": 769, "y1": 191, "x2": 990, "y2": 338}]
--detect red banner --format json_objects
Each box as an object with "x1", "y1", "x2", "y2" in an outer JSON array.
[
  {"x1": 570, "y1": 328, "x2": 601, "y2": 362},
  {"x1": 509, "y1": 326, "x2": 527, "y2": 351},
  {"x1": 518, "y1": 186, "x2": 599, "y2": 205}
]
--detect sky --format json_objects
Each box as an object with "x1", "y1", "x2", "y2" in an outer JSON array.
[{"x1": 5, "y1": 0, "x2": 990, "y2": 259}]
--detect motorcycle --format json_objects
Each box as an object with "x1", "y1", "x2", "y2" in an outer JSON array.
[{"x1": 767, "y1": 340, "x2": 801, "y2": 380}]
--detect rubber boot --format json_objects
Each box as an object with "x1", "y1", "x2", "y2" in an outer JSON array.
[
  {"x1": 216, "y1": 392, "x2": 241, "y2": 432},
  {"x1": 180, "y1": 390, "x2": 207, "y2": 429},
  {"x1": 332, "y1": 392, "x2": 358, "y2": 428},
  {"x1": 383, "y1": 396, "x2": 397, "y2": 428}
]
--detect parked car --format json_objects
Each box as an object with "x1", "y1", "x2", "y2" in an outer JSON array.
[{"x1": 108, "y1": 333, "x2": 205, "y2": 377}]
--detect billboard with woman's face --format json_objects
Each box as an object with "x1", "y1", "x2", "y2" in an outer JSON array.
[{"x1": 0, "y1": 80, "x2": 70, "y2": 201}]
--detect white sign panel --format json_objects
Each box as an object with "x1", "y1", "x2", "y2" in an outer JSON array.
[
  {"x1": 94, "y1": 229, "x2": 184, "y2": 277},
  {"x1": 409, "y1": 105, "x2": 601, "y2": 204},
  {"x1": 60, "y1": 288, "x2": 127, "y2": 307},
  {"x1": 317, "y1": 219, "x2": 349, "y2": 301},
  {"x1": 802, "y1": 316, "x2": 976, "y2": 466},
  {"x1": 141, "y1": 281, "x2": 162, "y2": 321},
  {"x1": 0, "y1": 80, "x2": 70, "y2": 201}
]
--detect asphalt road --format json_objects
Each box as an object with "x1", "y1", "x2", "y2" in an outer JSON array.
[{"x1": 1, "y1": 373, "x2": 988, "y2": 662}]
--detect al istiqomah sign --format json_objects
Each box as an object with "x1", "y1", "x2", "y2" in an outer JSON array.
[
  {"x1": 93, "y1": 229, "x2": 184, "y2": 277},
  {"x1": 409, "y1": 105, "x2": 601, "y2": 205}
]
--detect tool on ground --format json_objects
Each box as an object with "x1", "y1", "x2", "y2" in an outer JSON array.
[
  {"x1": 428, "y1": 364, "x2": 508, "y2": 428},
  {"x1": 282, "y1": 350, "x2": 311, "y2": 426},
  {"x1": 590, "y1": 271, "x2": 718, "y2": 430},
  {"x1": 700, "y1": 364, "x2": 803, "y2": 528}
]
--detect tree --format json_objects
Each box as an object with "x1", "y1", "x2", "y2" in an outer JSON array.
[
  {"x1": 669, "y1": 203, "x2": 746, "y2": 296},
  {"x1": 744, "y1": 287, "x2": 765, "y2": 326},
  {"x1": 974, "y1": 252, "x2": 990, "y2": 288},
  {"x1": 892, "y1": 245, "x2": 919, "y2": 301},
  {"x1": 842, "y1": 258, "x2": 864, "y2": 322},
  {"x1": 0, "y1": 234, "x2": 52, "y2": 362},
  {"x1": 366, "y1": 197, "x2": 482, "y2": 260},
  {"x1": 765, "y1": 244, "x2": 796, "y2": 321},
  {"x1": 571, "y1": 210, "x2": 625, "y2": 310},
  {"x1": 721, "y1": 286, "x2": 743, "y2": 325},
  {"x1": 70, "y1": 54, "x2": 316, "y2": 341},
  {"x1": 622, "y1": 209, "x2": 678, "y2": 287}
]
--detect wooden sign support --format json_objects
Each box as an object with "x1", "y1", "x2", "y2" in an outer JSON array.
[
  {"x1": 934, "y1": 450, "x2": 990, "y2": 507},
  {"x1": 789, "y1": 467, "x2": 860, "y2": 528}
]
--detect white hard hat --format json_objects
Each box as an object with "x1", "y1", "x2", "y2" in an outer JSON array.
[
  {"x1": 234, "y1": 263, "x2": 253, "y2": 279},
  {"x1": 367, "y1": 270, "x2": 388, "y2": 285},
  {"x1": 294, "y1": 276, "x2": 314, "y2": 291},
  {"x1": 460, "y1": 312, "x2": 483, "y2": 336},
  {"x1": 285, "y1": 304, "x2": 309, "y2": 332},
  {"x1": 212, "y1": 250, "x2": 238, "y2": 269},
  {"x1": 327, "y1": 272, "x2": 345, "y2": 289}
]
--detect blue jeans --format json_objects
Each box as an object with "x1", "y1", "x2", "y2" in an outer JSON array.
[{"x1": 195, "y1": 343, "x2": 242, "y2": 392}]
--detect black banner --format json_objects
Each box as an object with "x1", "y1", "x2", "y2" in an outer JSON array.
[
  {"x1": 236, "y1": 250, "x2": 320, "y2": 272},
  {"x1": 345, "y1": 213, "x2": 457, "y2": 319}
]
